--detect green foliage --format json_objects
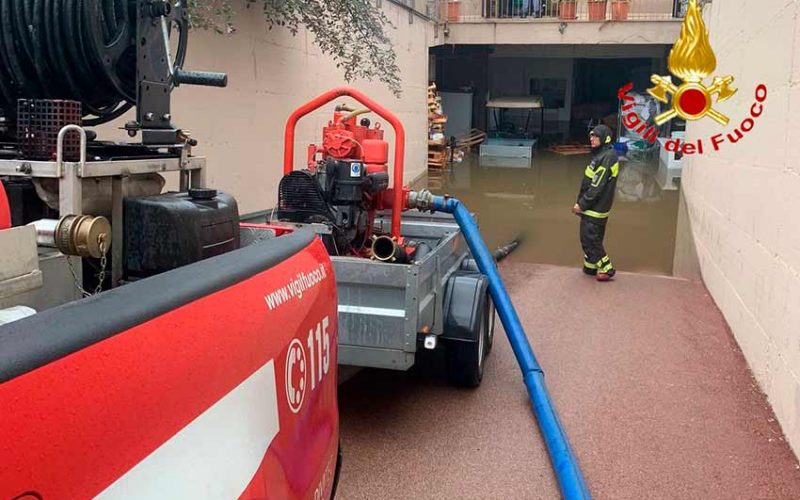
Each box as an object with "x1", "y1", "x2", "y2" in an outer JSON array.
[{"x1": 186, "y1": 0, "x2": 402, "y2": 96}]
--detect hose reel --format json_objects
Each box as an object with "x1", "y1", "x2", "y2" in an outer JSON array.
[{"x1": 0, "y1": 0, "x2": 227, "y2": 144}]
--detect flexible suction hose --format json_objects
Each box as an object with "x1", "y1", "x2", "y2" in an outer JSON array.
[{"x1": 429, "y1": 195, "x2": 591, "y2": 500}]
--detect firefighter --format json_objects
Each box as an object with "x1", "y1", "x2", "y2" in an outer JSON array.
[{"x1": 572, "y1": 124, "x2": 619, "y2": 281}]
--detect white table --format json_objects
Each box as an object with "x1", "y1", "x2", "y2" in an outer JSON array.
[{"x1": 486, "y1": 96, "x2": 545, "y2": 138}]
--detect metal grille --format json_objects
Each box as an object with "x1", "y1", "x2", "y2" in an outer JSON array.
[
  {"x1": 277, "y1": 171, "x2": 333, "y2": 223},
  {"x1": 17, "y1": 99, "x2": 82, "y2": 161}
]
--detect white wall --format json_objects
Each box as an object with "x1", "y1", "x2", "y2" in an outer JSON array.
[
  {"x1": 102, "y1": 3, "x2": 435, "y2": 214},
  {"x1": 676, "y1": 0, "x2": 800, "y2": 456}
]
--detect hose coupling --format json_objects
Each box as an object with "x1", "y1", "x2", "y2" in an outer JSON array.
[
  {"x1": 370, "y1": 234, "x2": 399, "y2": 262},
  {"x1": 29, "y1": 214, "x2": 111, "y2": 259},
  {"x1": 407, "y1": 189, "x2": 437, "y2": 212}
]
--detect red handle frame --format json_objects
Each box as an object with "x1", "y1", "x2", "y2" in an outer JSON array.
[
  {"x1": 283, "y1": 87, "x2": 405, "y2": 240},
  {"x1": 0, "y1": 181, "x2": 10, "y2": 230}
]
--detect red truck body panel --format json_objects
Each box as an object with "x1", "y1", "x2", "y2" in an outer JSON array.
[{"x1": 0, "y1": 234, "x2": 339, "y2": 499}]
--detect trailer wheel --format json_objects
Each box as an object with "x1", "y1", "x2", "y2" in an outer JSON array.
[{"x1": 442, "y1": 271, "x2": 491, "y2": 388}]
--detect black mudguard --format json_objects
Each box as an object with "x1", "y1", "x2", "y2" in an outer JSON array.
[{"x1": 441, "y1": 271, "x2": 489, "y2": 343}]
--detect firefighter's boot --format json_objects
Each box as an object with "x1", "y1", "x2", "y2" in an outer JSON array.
[{"x1": 595, "y1": 255, "x2": 615, "y2": 281}]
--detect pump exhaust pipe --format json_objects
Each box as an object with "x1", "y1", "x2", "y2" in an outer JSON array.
[
  {"x1": 370, "y1": 235, "x2": 409, "y2": 263},
  {"x1": 371, "y1": 235, "x2": 399, "y2": 262}
]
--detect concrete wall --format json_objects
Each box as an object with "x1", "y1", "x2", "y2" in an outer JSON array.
[
  {"x1": 675, "y1": 0, "x2": 800, "y2": 457},
  {"x1": 103, "y1": 3, "x2": 435, "y2": 214}
]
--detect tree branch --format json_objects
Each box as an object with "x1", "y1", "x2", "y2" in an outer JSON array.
[{"x1": 187, "y1": 0, "x2": 402, "y2": 96}]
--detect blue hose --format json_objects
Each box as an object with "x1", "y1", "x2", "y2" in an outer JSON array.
[{"x1": 432, "y1": 196, "x2": 591, "y2": 500}]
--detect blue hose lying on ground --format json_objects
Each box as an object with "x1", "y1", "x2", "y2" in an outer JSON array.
[{"x1": 410, "y1": 192, "x2": 591, "y2": 500}]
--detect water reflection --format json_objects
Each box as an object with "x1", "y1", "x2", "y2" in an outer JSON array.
[{"x1": 429, "y1": 152, "x2": 679, "y2": 276}]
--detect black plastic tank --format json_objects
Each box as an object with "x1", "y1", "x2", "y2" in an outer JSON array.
[{"x1": 124, "y1": 188, "x2": 240, "y2": 278}]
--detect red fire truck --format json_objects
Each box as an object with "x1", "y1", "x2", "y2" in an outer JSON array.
[{"x1": 0, "y1": 217, "x2": 342, "y2": 499}]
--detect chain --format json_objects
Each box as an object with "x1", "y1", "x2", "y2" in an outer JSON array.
[
  {"x1": 66, "y1": 255, "x2": 91, "y2": 298},
  {"x1": 65, "y1": 235, "x2": 109, "y2": 298},
  {"x1": 94, "y1": 237, "x2": 108, "y2": 295}
]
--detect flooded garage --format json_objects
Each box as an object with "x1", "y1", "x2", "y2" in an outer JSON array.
[
  {"x1": 428, "y1": 152, "x2": 680, "y2": 275},
  {"x1": 427, "y1": 44, "x2": 684, "y2": 275}
]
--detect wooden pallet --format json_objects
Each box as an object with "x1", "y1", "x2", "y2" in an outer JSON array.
[
  {"x1": 549, "y1": 144, "x2": 592, "y2": 155},
  {"x1": 428, "y1": 149, "x2": 447, "y2": 160},
  {"x1": 456, "y1": 128, "x2": 487, "y2": 148},
  {"x1": 427, "y1": 148, "x2": 448, "y2": 169}
]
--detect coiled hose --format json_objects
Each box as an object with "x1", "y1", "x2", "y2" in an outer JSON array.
[{"x1": 0, "y1": 0, "x2": 187, "y2": 125}]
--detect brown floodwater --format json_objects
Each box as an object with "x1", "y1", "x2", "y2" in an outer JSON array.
[{"x1": 428, "y1": 151, "x2": 680, "y2": 276}]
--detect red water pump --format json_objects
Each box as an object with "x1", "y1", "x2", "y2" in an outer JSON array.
[
  {"x1": 279, "y1": 88, "x2": 416, "y2": 262},
  {"x1": 309, "y1": 107, "x2": 388, "y2": 174}
]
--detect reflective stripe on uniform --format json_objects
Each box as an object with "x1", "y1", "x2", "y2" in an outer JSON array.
[
  {"x1": 596, "y1": 255, "x2": 613, "y2": 273},
  {"x1": 591, "y1": 167, "x2": 606, "y2": 187},
  {"x1": 583, "y1": 210, "x2": 609, "y2": 219},
  {"x1": 583, "y1": 260, "x2": 598, "y2": 269},
  {"x1": 587, "y1": 162, "x2": 619, "y2": 180}
]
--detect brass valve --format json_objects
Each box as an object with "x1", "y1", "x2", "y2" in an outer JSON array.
[
  {"x1": 31, "y1": 215, "x2": 111, "y2": 259},
  {"x1": 55, "y1": 214, "x2": 111, "y2": 259}
]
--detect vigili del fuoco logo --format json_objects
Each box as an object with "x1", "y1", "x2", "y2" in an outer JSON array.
[{"x1": 618, "y1": 0, "x2": 767, "y2": 155}]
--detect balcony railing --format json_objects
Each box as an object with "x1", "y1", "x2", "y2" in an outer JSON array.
[
  {"x1": 441, "y1": 0, "x2": 686, "y2": 22},
  {"x1": 391, "y1": 0, "x2": 449, "y2": 21}
]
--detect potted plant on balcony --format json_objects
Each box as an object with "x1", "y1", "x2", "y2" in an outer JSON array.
[
  {"x1": 558, "y1": 0, "x2": 577, "y2": 20},
  {"x1": 611, "y1": 0, "x2": 630, "y2": 20},
  {"x1": 588, "y1": 0, "x2": 608, "y2": 21}
]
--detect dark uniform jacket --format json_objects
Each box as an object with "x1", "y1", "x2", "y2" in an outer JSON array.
[{"x1": 577, "y1": 144, "x2": 620, "y2": 220}]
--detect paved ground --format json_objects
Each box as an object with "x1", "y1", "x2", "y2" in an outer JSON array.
[{"x1": 336, "y1": 263, "x2": 800, "y2": 499}]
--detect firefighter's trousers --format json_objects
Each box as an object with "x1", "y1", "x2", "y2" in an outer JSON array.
[{"x1": 580, "y1": 216, "x2": 614, "y2": 274}]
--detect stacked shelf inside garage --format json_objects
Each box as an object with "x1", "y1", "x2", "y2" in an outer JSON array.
[{"x1": 428, "y1": 84, "x2": 448, "y2": 169}]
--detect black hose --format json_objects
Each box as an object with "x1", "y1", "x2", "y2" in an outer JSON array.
[
  {"x1": 413, "y1": 242, "x2": 432, "y2": 262},
  {"x1": 461, "y1": 236, "x2": 523, "y2": 272},
  {"x1": 493, "y1": 237, "x2": 522, "y2": 263},
  {"x1": 0, "y1": 0, "x2": 186, "y2": 125}
]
